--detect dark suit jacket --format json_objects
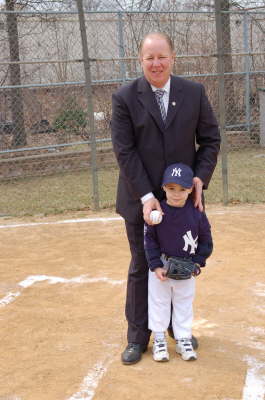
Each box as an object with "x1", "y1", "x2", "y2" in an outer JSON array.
[{"x1": 111, "y1": 75, "x2": 220, "y2": 223}]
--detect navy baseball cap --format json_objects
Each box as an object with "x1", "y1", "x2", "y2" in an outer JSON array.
[{"x1": 162, "y1": 163, "x2": 194, "y2": 188}]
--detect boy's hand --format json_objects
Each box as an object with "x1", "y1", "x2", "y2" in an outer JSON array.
[{"x1": 154, "y1": 267, "x2": 167, "y2": 281}]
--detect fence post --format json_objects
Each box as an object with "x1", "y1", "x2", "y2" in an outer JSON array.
[
  {"x1": 243, "y1": 11, "x2": 251, "y2": 132},
  {"x1": 76, "y1": 0, "x2": 99, "y2": 210},
  {"x1": 117, "y1": 12, "x2": 126, "y2": 82},
  {"x1": 215, "y1": 0, "x2": 229, "y2": 205},
  {"x1": 258, "y1": 89, "x2": 265, "y2": 147}
]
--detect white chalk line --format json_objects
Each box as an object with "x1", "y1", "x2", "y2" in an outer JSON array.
[
  {"x1": 18, "y1": 274, "x2": 124, "y2": 288},
  {"x1": 193, "y1": 307, "x2": 265, "y2": 399},
  {"x1": 0, "y1": 291, "x2": 21, "y2": 307},
  {"x1": 248, "y1": 285, "x2": 265, "y2": 349},
  {"x1": 67, "y1": 360, "x2": 108, "y2": 400},
  {"x1": 0, "y1": 207, "x2": 265, "y2": 229},
  {"x1": 241, "y1": 283, "x2": 265, "y2": 399},
  {"x1": 193, "y1": 318, "x2": 218, "y2": 330},
  {"x1": 242, "y1": 356, "x2": 265, "y2": 400},
  {"x1": 67, "y1": 345, "x2": 118, "y2": 400},
  {"x1": 0, "y1": 217, "x2": 122, "y2": 229},
  {"x1": 0, "y1": 274, "x2": 125, "y2": 308},
  {"x1": 253, "y1": 282, "x2": 265, "y2": 298}
]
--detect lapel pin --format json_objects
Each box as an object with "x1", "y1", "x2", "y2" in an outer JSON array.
[{"x1": 172, "y1": 101, "x2": 176, "y2": 106}]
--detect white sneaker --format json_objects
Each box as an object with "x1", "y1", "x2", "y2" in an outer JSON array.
[
  {"x1": 176, "y1": 338, "x2": 197, "y2": 361},
  {"x1": 152, "y1": 339, "x2": 169, "y2": 362}
]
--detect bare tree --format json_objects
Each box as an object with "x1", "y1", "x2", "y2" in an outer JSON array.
[
  {"x1": 5, "y1": 0, "x2": 26, "y2": 147},
  {"x1": 181, "y1": 0, "x2": 237, "y2": 122},
  {"x1": 220, "y1": 0, "x2": 238, "y2": 123}
]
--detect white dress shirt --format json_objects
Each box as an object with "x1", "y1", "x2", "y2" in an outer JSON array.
[
  {"x1": 141, "y1": 78, "x2": 171, "y2": 204},
  {"x1": 151, "y1": 78, "x2": 170, "y2": 114}
]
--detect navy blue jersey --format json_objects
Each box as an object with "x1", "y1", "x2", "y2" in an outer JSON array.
[{"x1": 144, "y1": 197, "x2": 213, "y2": 271}]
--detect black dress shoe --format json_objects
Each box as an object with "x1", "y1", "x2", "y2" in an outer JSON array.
[
  {"x1": 167, "y1": 327, "x2": 199, "y2": 350},
  {"x1": 121, "y1": 343, "x2": 147, "y2": 365}
]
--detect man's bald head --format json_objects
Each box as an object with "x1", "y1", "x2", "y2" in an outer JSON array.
[{"x1": 139, "y1": 32, "x2": 174, "y2": 56}]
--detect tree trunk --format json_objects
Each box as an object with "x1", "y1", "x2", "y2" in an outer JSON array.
[
  {"x1": 6, "y1": 0, "x2": 26, "y2": 147},
  {"x1": 220, "y1": 0, "x2": 237, "y2": 125}
]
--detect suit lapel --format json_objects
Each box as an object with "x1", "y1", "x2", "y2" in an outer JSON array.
[
  {"x1": 137, "y1": 76, "x2": 184, "y2": 131},
  {"x1": 165, "y1": 76, "x2": 184, "y2": 130},
  {"x1": 137, "y1": 77, "x2": 165, "y2": 132}
]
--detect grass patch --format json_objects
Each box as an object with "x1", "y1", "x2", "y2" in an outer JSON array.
[
  {"x1": 205, "y1": 148, "x2": 265, "y2": 204},
  {"x1": 0, "y1": 168, "x2": 119, "y2": 217},
  {"x1": 0, "y1": 148, "x2": 264, "y2": 217}
]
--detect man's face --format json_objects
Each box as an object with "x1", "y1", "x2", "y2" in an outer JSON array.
[
  {"x1": 163, "y1": 183, "x2": 192, "y2": 208},
  {"x1": 140, "y1": 35, "x2": 175, "y2": 88}
]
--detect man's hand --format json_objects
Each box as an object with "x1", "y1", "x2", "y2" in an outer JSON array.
[
  {"x1": 143, "y1": 197, "x2": 163, "y2": 225},
  {"x1": 192, "y1": 177, "x2": 204, "y2": 212},
  {"x1": 154, "y1": 267, "x2": 167, "y2": 281}
]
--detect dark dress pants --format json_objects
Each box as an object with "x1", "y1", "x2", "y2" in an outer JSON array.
[{"x1": 124, "y1": 220, "x2": 151, "y2": 346}]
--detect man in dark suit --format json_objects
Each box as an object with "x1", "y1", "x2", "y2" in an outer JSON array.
[{"x1": 111, "y1": 32, "x2": 220, "y2": 365}]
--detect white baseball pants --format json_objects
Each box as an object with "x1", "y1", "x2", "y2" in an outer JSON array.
[{"x1": 148, "y1": 270, "x2": 196, "y2": 339}]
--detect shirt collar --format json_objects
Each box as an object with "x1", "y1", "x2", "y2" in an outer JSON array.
[{"x1": 151, "y1": 77, "x2": 171, "y2": 94}]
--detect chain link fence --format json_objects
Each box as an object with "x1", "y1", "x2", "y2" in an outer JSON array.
[{"x1": 0, "y1": 7, "x2": 264, "y2": 217}]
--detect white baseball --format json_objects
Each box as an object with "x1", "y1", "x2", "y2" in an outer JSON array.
[{"x1": 150, "y1": 210, "x2": 163, "y2": 224}]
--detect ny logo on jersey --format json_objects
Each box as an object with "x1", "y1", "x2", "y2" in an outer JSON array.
[
  {"x1": 182, "y1": 230, "x2": 198, "y2": 254},
  {"x1": 172, "y1": 167, "x2": 182, "y2": 177}
]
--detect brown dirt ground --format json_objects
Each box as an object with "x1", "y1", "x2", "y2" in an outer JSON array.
[{"x1": 0, "y1": 204, "x2": 265, "y2": 400}]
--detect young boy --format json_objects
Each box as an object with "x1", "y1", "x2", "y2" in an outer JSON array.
[{"x1": 144, "y1": 162, "x2": 213, "y2": 362}]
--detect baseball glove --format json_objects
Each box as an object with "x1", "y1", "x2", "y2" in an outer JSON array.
[{"x1": 165, "y1": 256, "x2": 201, "y2": 280}]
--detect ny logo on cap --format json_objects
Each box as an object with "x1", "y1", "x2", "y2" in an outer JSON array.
[{"x1": 171, "y1": 167, "x2": 182, "y2": 177}]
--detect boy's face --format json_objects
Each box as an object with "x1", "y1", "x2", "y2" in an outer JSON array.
[{"x1": 163, "y1": 183, "x2": 193, "y2": 208}]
